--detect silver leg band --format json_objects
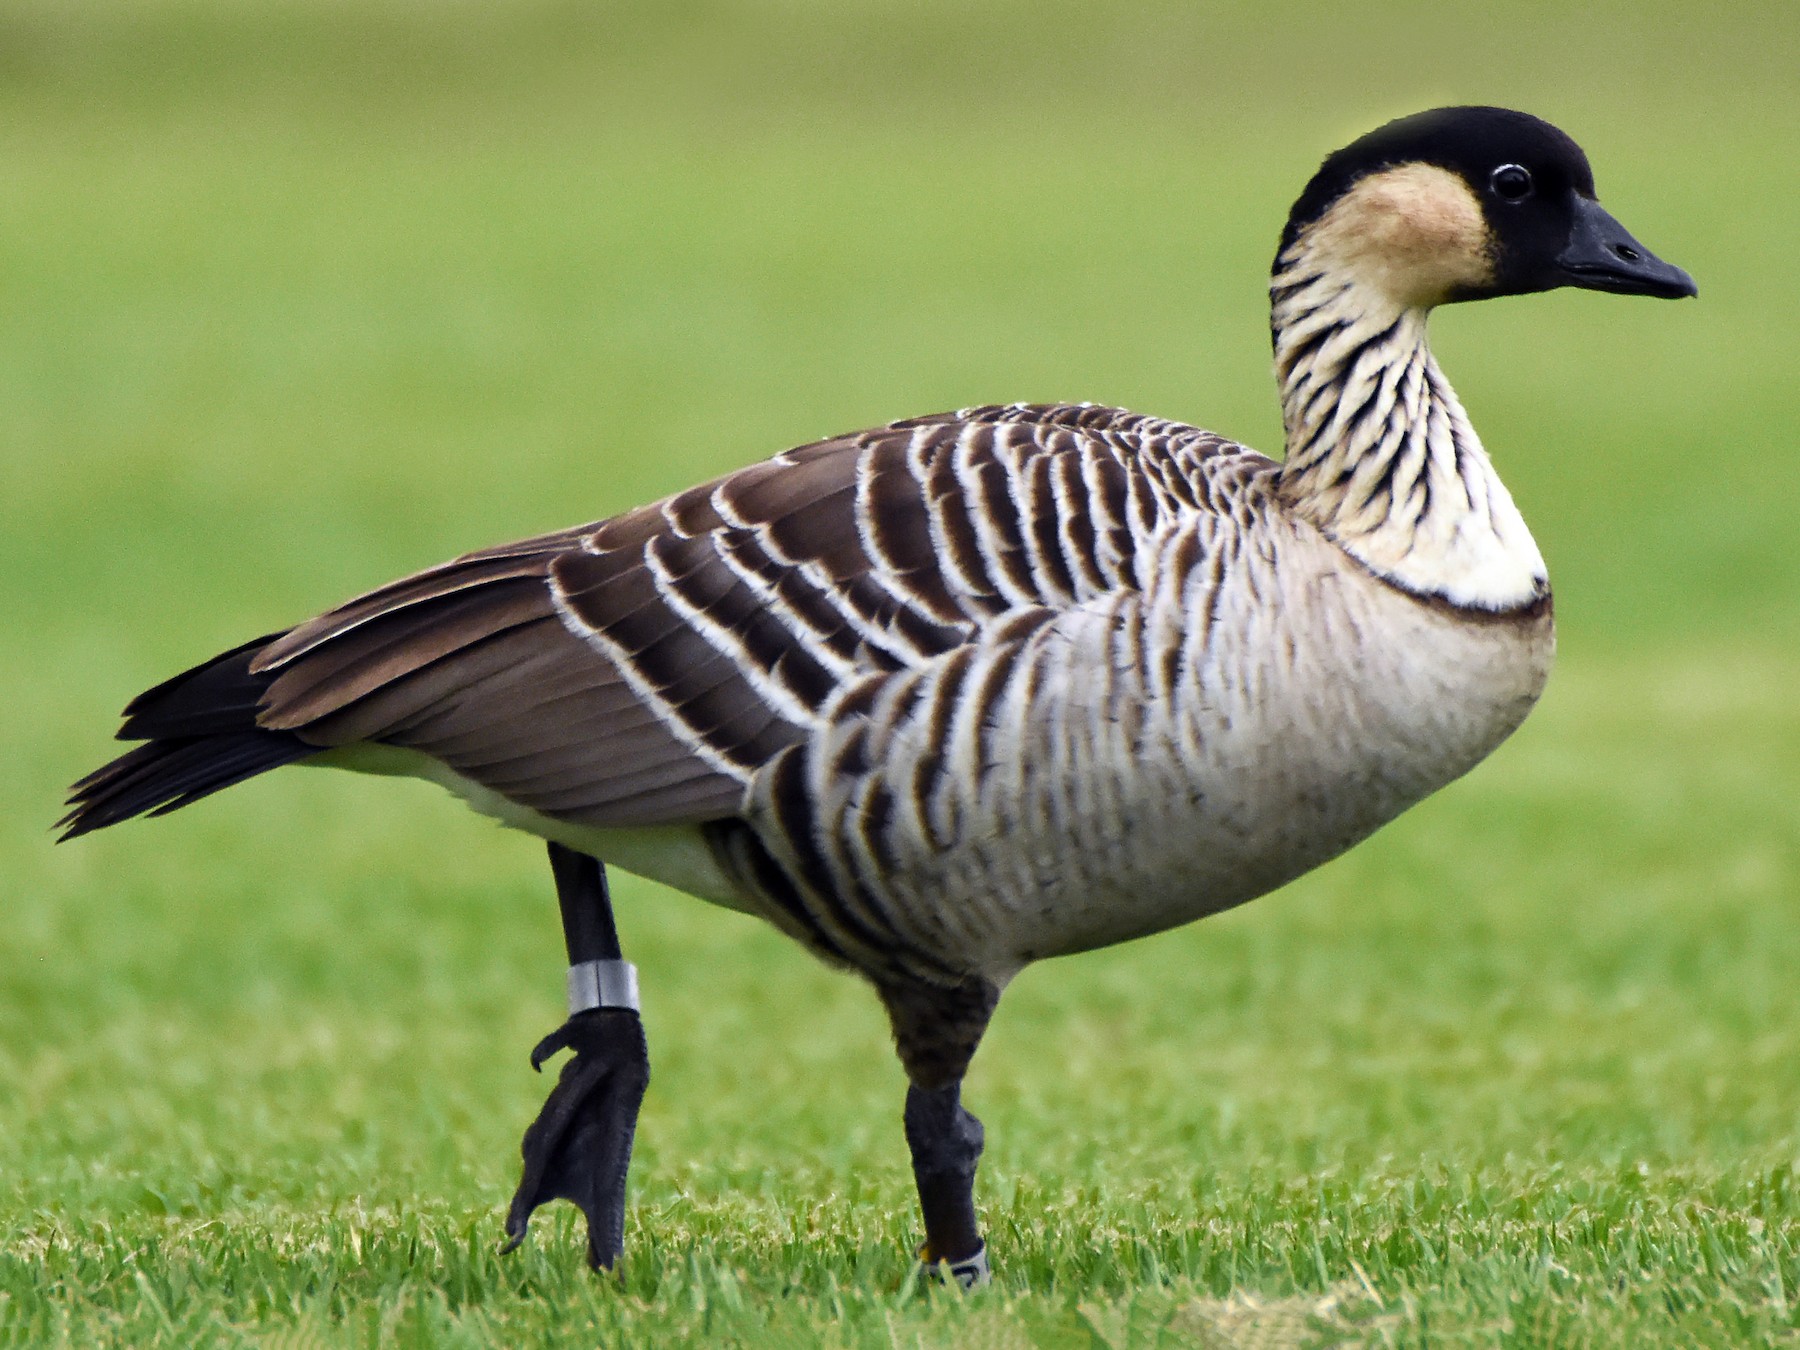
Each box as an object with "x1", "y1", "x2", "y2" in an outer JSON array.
[
  {"x1": 567, "y1": 959, "x2": 640, "y2": 1014},
  {"x1": 920, "y1": 1242, "x2": 989, "y2": 1289},
  {"x1": 946, "y1": 1244, "x2": 990, "y2": 1289}
]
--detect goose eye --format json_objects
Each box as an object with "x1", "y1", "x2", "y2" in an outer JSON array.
[{"x1": 1490, "y1": 164, "x2": 1533, "y2": 202}]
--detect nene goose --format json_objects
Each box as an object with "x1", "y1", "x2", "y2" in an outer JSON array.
[{"x1": 63, "y1": 106, "x2": 1694, "y2": 1284}]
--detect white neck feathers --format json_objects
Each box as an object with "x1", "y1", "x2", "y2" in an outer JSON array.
[{"x1": 1269, "y1": 171, "x2": 1548, "y2": 612}]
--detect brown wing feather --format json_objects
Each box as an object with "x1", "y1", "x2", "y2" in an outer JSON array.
[
  {"x1": 249, "y1": 536, "x2": 754, "y2": 827},
  {"x1": 255, "y1": 549, "x2": 579, "y2": 670},
  {"x1": 234, "y1": 404, "x2": 1220, "y2": 830},
  {"x1": 259, "y1": 578, "x2": 549, "y2": 727}
]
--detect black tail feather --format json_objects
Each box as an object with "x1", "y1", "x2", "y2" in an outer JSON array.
[
  {"x1": 60, "y1": 635, "x2": 318, "y2": 841},
  {"x1": 117, "y1": 632, "x2": 287, "y2": 739}
]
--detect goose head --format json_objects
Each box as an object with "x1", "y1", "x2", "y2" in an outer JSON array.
[{"x1": 1274, "y1": 106, "x2": 1697, "y2": 311}]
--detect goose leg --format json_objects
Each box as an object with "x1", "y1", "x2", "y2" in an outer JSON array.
[
  {"x1": 905, "y1": 1082, "x2": 988, "y2": 1284},
  {"x1": 883, "y1": 978, "x2": 999, "y2": 1288},
  {"x1": 503, "y1": 843, "x2": 650, "y2": 1271}
]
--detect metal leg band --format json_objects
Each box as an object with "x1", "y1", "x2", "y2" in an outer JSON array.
[
  {"x1": 947, "y1": 1243, "x2": 990, "y2": 1289},
  {"x1": 920, "y1": 1241, "x2": 989, "y2": 1290},
  {"x1": 567, "y1": 959, "x2": 640, "y2": 1014}
]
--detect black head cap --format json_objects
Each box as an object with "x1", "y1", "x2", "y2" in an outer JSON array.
[{"x1": 1277, "y1": 106, "x2": 1695, "y2": 302}]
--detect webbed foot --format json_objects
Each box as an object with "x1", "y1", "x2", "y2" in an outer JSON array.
[{"x1": 502, "y1": 1006, "x2": 650, "y2": 1270}]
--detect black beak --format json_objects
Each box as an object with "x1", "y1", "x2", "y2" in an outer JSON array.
[{"x1": 1556, "y1": 196, "x2": 1697, "y2": 299}]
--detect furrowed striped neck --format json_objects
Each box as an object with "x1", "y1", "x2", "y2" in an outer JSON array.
[{"x1": 1267, "y1": 255, "x2": 1548, "y2": 612}]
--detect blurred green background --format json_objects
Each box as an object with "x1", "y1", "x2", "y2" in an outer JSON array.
[{"x1": 3, "y1": 1, "x2": 1797, "y2": 1345}]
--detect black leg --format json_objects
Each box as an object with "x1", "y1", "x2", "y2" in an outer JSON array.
[
  {"x1": 548, "y1": 837, "x2": 622, "y2": 966},
  {"x1": 503, "y1": 843, "x2": 650, "y2": 1271},
  {"x1": 882, "y1": 978, "x2": 999, "y2": 1288},
  {"x1": 905, "y1": 1083, "x2": 986, "y2": 1274}
]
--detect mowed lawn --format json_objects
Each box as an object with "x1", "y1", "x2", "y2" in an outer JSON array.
[{"x1": 4, "y1": 3, "x2": 1798, "y2": 1346}]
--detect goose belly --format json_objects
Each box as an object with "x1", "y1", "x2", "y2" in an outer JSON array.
[
  {"x1": 792, "y1": 564, "x2": 1554, "y2": 978},
  {"x1": 309, "y1": 743, "x2": 756, "y2": 911}
]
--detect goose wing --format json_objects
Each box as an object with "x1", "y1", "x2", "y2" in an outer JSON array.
[{"x1": 246, "y1": 403, "x2": 1254, "y2": 829}]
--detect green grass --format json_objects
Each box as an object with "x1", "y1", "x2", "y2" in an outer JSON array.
[{"x1": 4, "y1": 2, "x2": 1798, "y2": 1345}]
